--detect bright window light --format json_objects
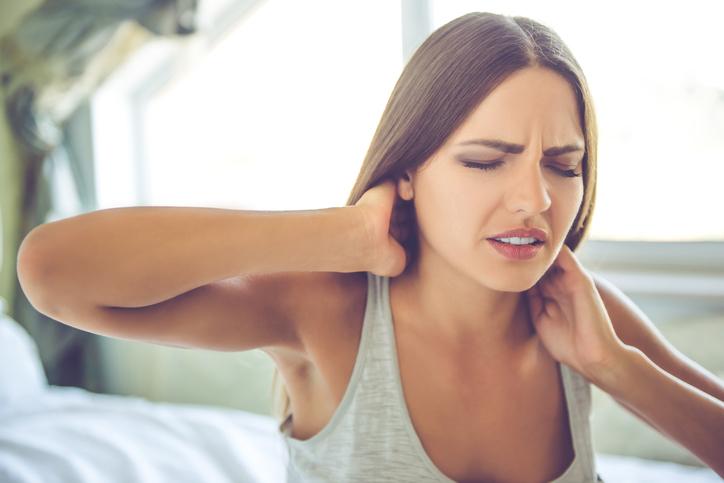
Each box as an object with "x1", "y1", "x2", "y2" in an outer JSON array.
[
  {"x1": 432, "y1": 1, "x2": 724, "y2": 242},
  {"x1": 94, "y1": 0, "x2": 403, "y2": 212}
]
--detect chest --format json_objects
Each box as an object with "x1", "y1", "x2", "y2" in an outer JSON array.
[
  {"x1": 286, "y1": 320, "x2": 577, "y2": 483},
  {"x1": 395, "y1": 332, "x2": 576, "y2": 482}
]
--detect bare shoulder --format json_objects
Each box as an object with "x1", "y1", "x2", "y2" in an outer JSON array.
[{"x1": 263, "y1": 270, "x2": 369, "y2": 374}]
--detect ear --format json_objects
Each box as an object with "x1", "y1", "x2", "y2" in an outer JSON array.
[{"x1": 397, "y1": 170, "x2": 414, "y2": 201}]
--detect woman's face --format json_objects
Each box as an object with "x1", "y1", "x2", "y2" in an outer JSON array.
[{"x1": 400, "y1": 66, "x2": 585, "y2": 291}]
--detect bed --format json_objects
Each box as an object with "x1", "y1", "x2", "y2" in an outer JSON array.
[{"x1": 1, "y1": 309, "x2": 720, "y2": 482}]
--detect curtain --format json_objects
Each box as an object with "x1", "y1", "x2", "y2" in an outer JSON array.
[{"x1": 1, "y1": 0, "x2": 198, "y2": 390}]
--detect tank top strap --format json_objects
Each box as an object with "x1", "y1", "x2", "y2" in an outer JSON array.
[
  {"x1": 279, "y1": 271, "x2": 388, "y2": 437},
  {"x1": 356, "y1": 271, "x2": 400, "y2": 389},
  {"x1": 559, "y1": 362, "x2": 598, "y2": 480}
]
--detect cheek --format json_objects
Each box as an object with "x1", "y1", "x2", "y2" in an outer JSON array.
[
  {"x1": 415, "y1": 185, "x2": 488, "y2": 245},
  {"x1": 551, "y1": 181, "x2": 584, "y2": 228},
  {"x1": 413, "y1": 190, "x2": 453, "y2": 236},
  {"x1": 568, "y1": 181, "x2": 585, "y2": 215}
]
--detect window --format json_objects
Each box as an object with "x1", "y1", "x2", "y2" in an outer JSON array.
[
  {"x1": 92, "y1": 0, "x2": 403, "y2": 211},
  {"x1": 91, "y1": 1, "x2": 724, "y2": 293}
]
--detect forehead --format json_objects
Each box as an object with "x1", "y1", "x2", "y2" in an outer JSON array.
[{"x1": 451, "y1": 67, "x2": 584, "y2": 148}]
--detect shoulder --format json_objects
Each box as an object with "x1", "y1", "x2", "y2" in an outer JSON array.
[
  {"x1": 264, "y1": 270, "x2": 369, "y2": 368},
  {"x1": 293, "y1": 271, "x2": 369, "y2": 354},
  {"x1": 591, "y1": 272, "x2": 675, "y2": 361}
]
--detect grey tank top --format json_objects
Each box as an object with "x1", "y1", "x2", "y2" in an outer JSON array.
[{"x1": 279, "y1": 271, "x2": 603, "y2": 482}]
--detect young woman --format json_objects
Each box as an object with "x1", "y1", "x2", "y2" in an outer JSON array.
[{"x1": 17, "y1": 11, "x2": 724, "y2": 483}]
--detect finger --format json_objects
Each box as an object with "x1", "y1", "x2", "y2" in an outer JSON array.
[
  {"x1": 537, "y1": 280, "x2": 559, "y2": 309},
  {"x1": 539, "y1": 266, "x2": 560, "y2": 288},
  {"x1": 529, "y1": 284, "x2": 555, "y2": 320},
  {"x1": 554, "y1": 245, "x2": 595, "y2": 291},
  {"x1": 375, "y1": 178, "x2": 397, "y2": 200},
  {"x1": 553, "y1": 244, "x2": 586, "y2": 275},
  {"x1": 525, "y1": 285, "x2": 543, "y2": 319},
  {"x1": 359, "y1": 179, "x2": 395, "y2": 212}
]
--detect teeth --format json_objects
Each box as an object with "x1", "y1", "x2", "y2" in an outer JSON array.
[{"x1": 493, "y1": 236, "x2": 538, "y2": 245}]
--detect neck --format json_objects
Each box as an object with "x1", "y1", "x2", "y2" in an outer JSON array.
[{"x1": 391, "y1": 254, "x2": 537, "y2": 356}]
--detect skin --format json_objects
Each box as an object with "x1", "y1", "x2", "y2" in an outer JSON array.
[{"x1": 393, "y1": 66, "x2": 586, "y2": 360}]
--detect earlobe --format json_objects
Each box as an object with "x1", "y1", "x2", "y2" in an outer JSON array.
[{"x1": 397, "y1": 171, "x2": 414, "y2": 200}]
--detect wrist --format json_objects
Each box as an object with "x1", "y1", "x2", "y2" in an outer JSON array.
[
  {"x1": 338, "y1": 205, "x2": 378, "y2": 273},
  {"x1": 586, "y1": 343, "x2": 642, "y2": 393},
  {"x1": 345, "y1": 205, "x2": 378, "y2": 272}
]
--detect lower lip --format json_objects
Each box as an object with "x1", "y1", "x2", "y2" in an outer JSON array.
[{"x1": 486, "y1": 239, "x2": 544, "y2": 260}]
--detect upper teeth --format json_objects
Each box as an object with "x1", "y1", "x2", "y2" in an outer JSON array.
[{"x1": 494, "y1": 237, "x2": 538, "y2": 245}]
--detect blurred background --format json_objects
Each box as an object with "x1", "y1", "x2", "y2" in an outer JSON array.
[{"x1": 1, "y1": 0, "x2": 723, "y2": 471}]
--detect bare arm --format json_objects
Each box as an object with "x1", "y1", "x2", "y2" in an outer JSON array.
[
  {"x1": 591, "y1": 345, "x2": 724, "y2": 477},
  {"x1": 593, "y1": 273, "x2": 724, "y2": 402},
  {"x1": 17, "y1": 206, "x2": 371, "y2": 312}
]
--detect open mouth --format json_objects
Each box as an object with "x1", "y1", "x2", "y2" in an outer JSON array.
[{"x1": 488, "y1": 239, "x2": 545, "y2": 246}]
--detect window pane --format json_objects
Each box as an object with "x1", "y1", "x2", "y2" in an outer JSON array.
[
  {"x1": 431, "y1": 1, "x2": 724, "y2": 241},
  {"x1": 141, "y1": 0, "x2": 403, "y2": 210}
]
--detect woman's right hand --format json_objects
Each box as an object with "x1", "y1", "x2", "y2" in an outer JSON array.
[{"x1": 354, "y1": 178, "x2": 413, "y2": 277}]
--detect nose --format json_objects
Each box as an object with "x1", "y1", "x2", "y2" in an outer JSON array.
[{"x1": 506, "y1": 161, "x2": 552, "y2": 214}]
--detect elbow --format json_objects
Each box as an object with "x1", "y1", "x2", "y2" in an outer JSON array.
[{"x1": 16, "y1": 226, "x2": 60, "y2": 316}]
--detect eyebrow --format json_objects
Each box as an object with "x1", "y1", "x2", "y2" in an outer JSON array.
[{"x1": 456, "y1": 138, "x2": 584, "y2": 156}]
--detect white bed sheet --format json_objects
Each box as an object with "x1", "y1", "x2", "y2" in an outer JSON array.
[
  {"x1": 0, "y1": 386, "x2": 720, "y2": 483},
  {"x1": 0, "y1": 386, "x2": 287, "y2": 483},
  {"x1": 595, "y1": 453, "x2": 720, "y2": 483}
]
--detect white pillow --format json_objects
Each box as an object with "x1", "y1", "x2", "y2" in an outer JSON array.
[{"x1": 0, "y1": 297, "x2": 48, "y2": 406}]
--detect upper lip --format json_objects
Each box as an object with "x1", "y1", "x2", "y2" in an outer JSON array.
[{"x1": 488, "y1": 227, "x2": 548, "y2": 242}]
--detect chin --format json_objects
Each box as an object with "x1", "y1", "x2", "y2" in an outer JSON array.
[{"x1": 472, "y1": 270, "x2": 540, "y2": 293}]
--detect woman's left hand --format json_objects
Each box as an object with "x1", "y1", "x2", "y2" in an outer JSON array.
[{"x1": 524, "y1": 244, "x2": 627, "y2": 378}]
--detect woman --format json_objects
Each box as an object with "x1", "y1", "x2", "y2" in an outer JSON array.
[
  {"x1": 17, "y1": 11, "x2": 724, "y2": 483},
  {"x1": 272, "y1": 11, "x2": 724, "y2": 482},
  {"x1": 277, "y1": 12, "x2": 602, "y2": 482}
]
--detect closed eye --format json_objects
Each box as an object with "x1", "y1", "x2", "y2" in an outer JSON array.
[{"x1": 460, "y1": 160, "x2": 582, "y2": 178}]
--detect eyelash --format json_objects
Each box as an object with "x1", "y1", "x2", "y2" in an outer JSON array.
[{"x1": 461, "y1": 160, "x2": 582, "y2": 178}]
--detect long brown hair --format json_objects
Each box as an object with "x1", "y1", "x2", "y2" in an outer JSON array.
[{"x1": 270, "y1": 11, "x2": 598, "y2": 427}]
